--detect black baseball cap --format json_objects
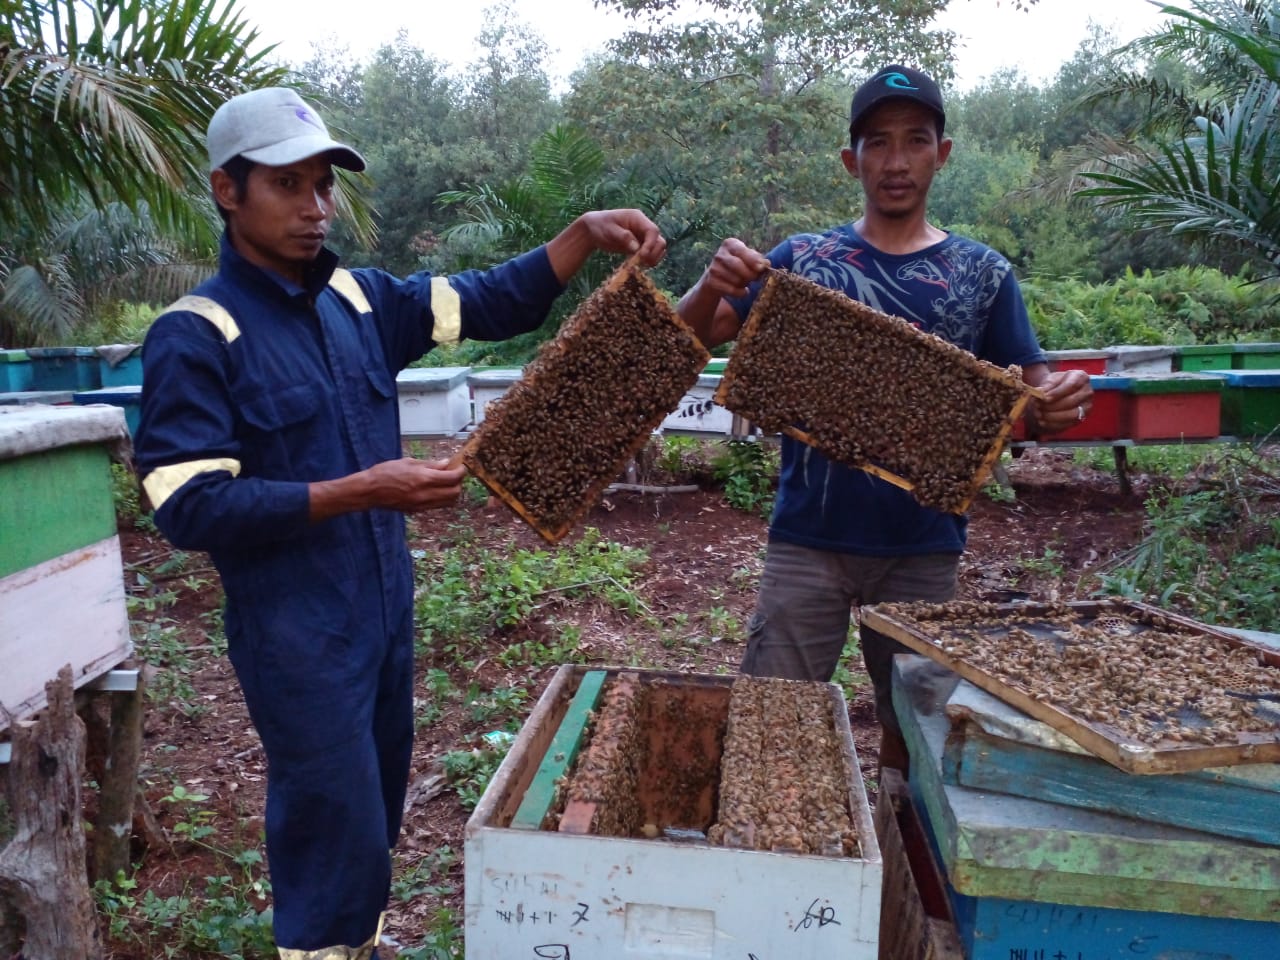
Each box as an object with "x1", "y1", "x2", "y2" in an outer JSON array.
[{"x1": 848, "y1": 65, "x2": 946, "y2": 142}]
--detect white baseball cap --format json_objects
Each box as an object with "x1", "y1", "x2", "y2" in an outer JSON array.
[{"x1": 206, "y1": 87, "x2": 366, "y2": 173}]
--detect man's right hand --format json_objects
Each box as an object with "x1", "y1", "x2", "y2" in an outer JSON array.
[
  {"x1": 309, "y1": 457, "x2": 466, "y2": 520},
  {"x1": 700, "y1": 238, "x2": 771, "y2": 300},
  {"x1": 368, "y1": 457, "x2": 466, "y2": 511},
  {"x1": 677, "y1": 238, "x2": 771, "y2": 349}
]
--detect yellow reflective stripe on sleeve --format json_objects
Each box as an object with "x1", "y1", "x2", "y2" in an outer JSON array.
[
  {"x1": 328, "y1": 268, "x2": 372, "y2": 314},
  {"x1": 430, "y1": 275, "x2": 462, "y2": 344},
  {"x1": 165, "y1": 296, "x2": 240, "y2": 343},
  {"x1": 143, "y1": 458, "x2": 242, "y2": 512}
]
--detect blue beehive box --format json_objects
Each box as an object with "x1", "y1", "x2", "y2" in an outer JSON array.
[
  {"x1": 0, "y1": 350, "x2": 33, "y2": 392},
  {"x1": 97, "y1": 344, "x2": 143, "y2": 387},
  {"x1": 73, "y1": 385, "x2": 142, "y2": 435},
  {"x1": 27, "y1": 346, "x2": 102, "y2": 391}
]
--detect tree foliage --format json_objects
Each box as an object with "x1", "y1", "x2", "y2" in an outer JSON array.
[
  {"x1": 568, "y1": 0, "x2": 957, "y2": 261},
  {"x1": 1078, "y1": 1, "x2": 1280, "y2": 281},
  {"x1": 0, "y1": 0, "x2": 295, "y2": 345},
  {"x1": 0, "y1": 0, "x2": 286, "y2": 241}
]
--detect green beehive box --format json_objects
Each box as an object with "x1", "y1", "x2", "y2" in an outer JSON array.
[
  {"x1": 1232, "y1": 342, "x2": 1280, "y2": 370},
  {"x1": 1210, "y1": 369, "x2": 1280, "y2": 437},
  {"x1": 0, "y1": 349, "x2": 33, "y2": 392},
  {"x1": 1176, "y1": 343, "x2": 1234, "y2": 372}
]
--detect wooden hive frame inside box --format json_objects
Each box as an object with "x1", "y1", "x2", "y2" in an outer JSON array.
[
  {"x1": 862, "y1": 598, "x2": 1280, "y2": 774},
  {"x1": 461, "y1": 259, "x2": 709, "y2": 542},
  {"x1": 715, "y1": 269, "x2": 1046, "y2": 513}
]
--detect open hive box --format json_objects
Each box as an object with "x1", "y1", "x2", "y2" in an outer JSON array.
[
  {"x1": 862, "y1": 599, "x2": 1280, "y2": 774},
  {"x1": 461, "y1": 260, "x2": 709, "y2": 543},
  {"x1": 716, "y1": 269, "x2": 1044, "y2": 513},
  {"x1": 464, "y1": 666, "x2": 881, "y2": 960}
]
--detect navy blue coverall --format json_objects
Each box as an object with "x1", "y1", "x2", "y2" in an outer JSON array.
[{"x1": 134, "y1": 235, "x2": 564, "y2": 951}]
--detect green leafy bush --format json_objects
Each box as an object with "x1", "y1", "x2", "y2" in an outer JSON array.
[{"x1": 1023, "y1": 268, "x2": 1280, "y2": 349}]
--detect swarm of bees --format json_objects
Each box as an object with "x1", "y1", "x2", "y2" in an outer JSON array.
[
  {"x1": 716, "y1": 269, "x2": 1038, "y2": 513},
  {"x1": 879, "y1": 602, "x2": 1280, "y2": 747},
  {"x1": 554, "y1": 674, "x2": 860, "y2": 855},
  {"x1": 708, "y1": 677, "x2": 860, "y2": 857},
  {"x1": 462, "y1": 261, "x2": 709, "y2": 542},
  {"x1": 561, "y1": 673, "x2": 644, "y2": 837}
]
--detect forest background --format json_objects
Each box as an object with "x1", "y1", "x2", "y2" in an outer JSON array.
[
  {"x1": 3, "y1": 0, "x2": 1279, "y2": 358},
  {"x1": 5, "y1": 3, "x2": 1280, "y2": 957}
]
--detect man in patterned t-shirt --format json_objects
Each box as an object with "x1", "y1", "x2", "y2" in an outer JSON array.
[{"x1": 677, "y1": 64, "x2": 1093, "y2": 770}]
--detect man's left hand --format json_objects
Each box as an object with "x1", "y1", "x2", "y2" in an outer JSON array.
[{"x1": 1030, "y1": 368, "x2": 1094, "y2": 435}]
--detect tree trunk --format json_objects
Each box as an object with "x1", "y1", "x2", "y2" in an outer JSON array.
[{"x1": 0, "y1": 666, "x2": 103, "y2": 959}]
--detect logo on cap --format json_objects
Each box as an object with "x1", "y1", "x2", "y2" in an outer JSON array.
[
  {"x1": 883, "y1": 72, "x2": 918, "y2": 91},
  {"x1": 293, "y1": 106, "x2": 323, "y2": 130}
]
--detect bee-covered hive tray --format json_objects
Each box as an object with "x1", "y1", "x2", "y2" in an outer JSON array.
[
  {"x1": 715, "y1": 269, "x2": 1044, "y2": 514},
  {"x1": 861, "y1": 599, "x2": 1280, "y2": 774},
  {"x1": 461, "y1": 259, "x2": 709, "y2": 543}
]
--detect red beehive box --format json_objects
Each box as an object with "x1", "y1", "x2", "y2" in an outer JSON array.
[
  {"x1": 1053, "y1": 375, "x2": 1130, "y2": 441},
  {"x1": 1046, "y1": 349, "x2": 1114, "y2": 376},
  {"x1": 1123, "y1": 373, "x2": 1225, "y2": 440}
]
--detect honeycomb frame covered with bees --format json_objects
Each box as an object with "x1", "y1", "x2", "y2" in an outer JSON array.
[
  {"x1": 716, "y1": 269, "x2": 1045, "y2": 513},
  {"x1": 460, "y1": 259, "x2": 710, "y2": 543},
  {"x1": 464, "y1": 665, "x2": 883, "y2": 960},
  {"x1": 861, "y1": 599, "x2": 1280, "y2": 774}
]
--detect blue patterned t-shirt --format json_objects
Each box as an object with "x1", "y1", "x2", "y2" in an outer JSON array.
[{"x1": 729, "y1": 224, "x2": 1046, "y2": 556}]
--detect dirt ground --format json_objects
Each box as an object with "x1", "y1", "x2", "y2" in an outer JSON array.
[{"x1": 102, "y1": 443, "x2": 1150, "y2": 957}]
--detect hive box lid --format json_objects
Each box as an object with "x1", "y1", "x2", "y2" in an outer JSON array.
[
  {"x1": 25, "y1": 346, "x2": 78, "y2": 358},
  {"x1": 1109, "y1": 344, "x2": 1177, "y2": 359},
  {"x1": 0, "y1": 349, "x2": 29, "y2": 363},
  {"x1": 1207, "y1": 369, "x2": 1280, "y2": 388},
  {"x1": 1046, "y1": 348, "x2": 1114, "y2": 360},
  {"x1": 695, "y1": 372, "x2": 723, "y2": 388},
  {"x1": 1087, "y1": 373, "x2": 1132, "y2": 391},
  {"x1": 466, "y1": 366, "x2": 523, "y2": 387},
  {"x1": 73, "y1": 385, "x2": 143, "y2": 402},
  {"x1": 1125, "y1": 371, "x2": 1225, "y2": 394},
  {"x1": 1232, "y1": 342, "x2": 1280, "y2": 354},
  {"x1": 1178, "y1": 343, "x2": 1234, "y2": 356},
  {"x1": 396, "y1": 366, "x2": 470, "y2": 391},
  {"x1": 1, "y1": 403, "x2": 128, "y2": 459},
  {"x1": 942, "y1": 674, "x2": 1280, "y2": 846},
  {"x1": 0, "y1": 390, "x2": 75, "y2": 406}
]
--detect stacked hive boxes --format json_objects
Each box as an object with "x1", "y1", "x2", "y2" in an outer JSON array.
[{"x1": 860, "y1": 601, "x2": 1280, "y2": 959}]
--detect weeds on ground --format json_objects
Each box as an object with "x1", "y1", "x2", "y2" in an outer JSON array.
[
  {"x1": 711, "y1": 439, "x2": 778, "y2": 517},
  {"x1": 413, "y1": 527, "x2": 649, "y2": 659},
  {"x1": 1090, "y1": 446, "x2": 1280, "y2": 630},
  {"x1": 441, "y1": 740, "x2": 510, "y2": 811},
  {"x1": 96, "y1": 785, "x2": 273, "y2": 958}
]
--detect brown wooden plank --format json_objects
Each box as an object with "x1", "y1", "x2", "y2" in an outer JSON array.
[
  {"x1": 861, "y1": 599, "x2": 1280, "y2": 774},
  {"x1": 558, "y1": 800, "x2": 598, "y2": 835}
]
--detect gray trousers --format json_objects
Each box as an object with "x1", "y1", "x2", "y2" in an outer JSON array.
[{"x1": 741, "y1": 539, "x2": 958, "y2": 737}]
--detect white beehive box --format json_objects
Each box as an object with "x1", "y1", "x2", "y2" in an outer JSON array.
[
  {"x1": 464, "y1": 666, "x2": 881, "y2": 960},
  {"x1": 467, "y1": 367, "x2": 524, "y2": 425},
  {"x1": 660, "y1": 373, "x2": 734, "y2": 436},
  {"x1": 0, "y1": 405, "x2": 133, "y2": 730},
  {"x1": 396, "y1": 366, "x2": 472, "y2": 437},
  {"x1": 1106, "y1": 345, "x2": 1176, "y2": 375}
]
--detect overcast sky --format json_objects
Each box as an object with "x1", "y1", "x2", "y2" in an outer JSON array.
[{"x1": 238, "y1": 0, "x2": 1169, "y2": 91}]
